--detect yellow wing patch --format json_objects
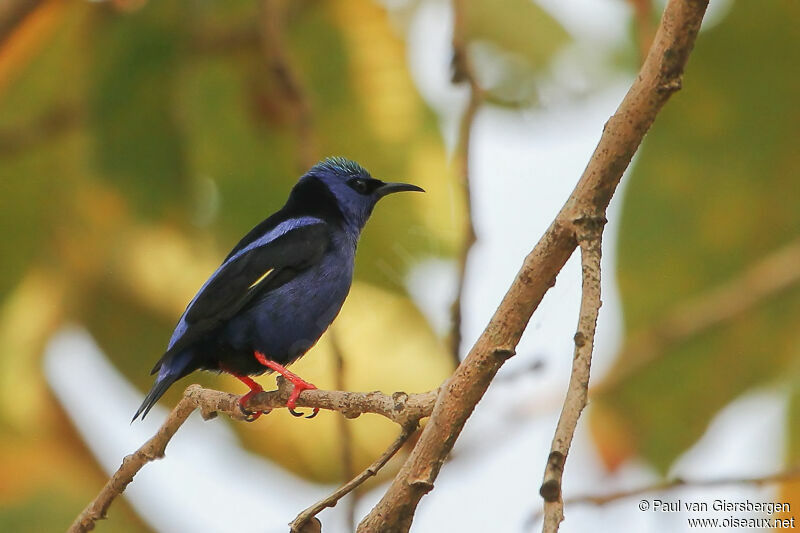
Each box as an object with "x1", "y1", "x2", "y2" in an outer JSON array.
[{"x1": 248, "y1": 268, "x2": 275, "y2": 290}]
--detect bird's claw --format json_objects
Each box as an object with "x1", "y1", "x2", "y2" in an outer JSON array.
[
  {"x1": 252, "y1": 352, "x2": 319, "y2": 420},
  {"x1": 238, "y1": 395, "x2": 271, "y2": 422},
  {"x1": 233, "y1": 373, "x2": 267, "y2": 422},
  {"x1": 239, "y1": 404, "x2": 262, "y2": 422},
  {"x1": 284, "y1": 378, "x2": 318, "y2": 420},
  {"x1": 288, "y1": 407, "x2": 319, "y2": 418}
]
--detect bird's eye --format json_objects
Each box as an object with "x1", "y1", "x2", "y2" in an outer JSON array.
[{"x1": 349, "y1": 178, "x2": 370, "y2": 194}]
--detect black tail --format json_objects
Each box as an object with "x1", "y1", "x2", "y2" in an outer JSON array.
[
  {"x1": 132, "y1": 349, "x2": 195, "y2": 422},
  {"x1": 131, "y1": 376, "x2": 176, "y2": 422}
]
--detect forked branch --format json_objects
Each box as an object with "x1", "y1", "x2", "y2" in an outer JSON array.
[
  {"x1": 540, "y1": 222, "x2": 603, "y2": 533},
  {"x1": 71, "y1": 1, "x2": 710, "y2": 531},
  {"x1": 69, "y1": 383, "x2": 437, "y2": 533},
  {"x1": 290, "y1": 425, "x2": 419, "y2": 532},
  {"x1": 357, "y1": 1, "x2": 709, "y2": 531}
]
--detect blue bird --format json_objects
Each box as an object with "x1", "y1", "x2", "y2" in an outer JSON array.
[{"x1": 133, "y1": 157, "x2": 423, "y2": 421}]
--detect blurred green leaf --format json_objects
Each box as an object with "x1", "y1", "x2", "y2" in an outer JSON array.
[
  {"x1": 463, "y1": 0, "x2": 570, "y2": 105},
  {"x1": 176, "y1": 55, "x2": 297, "y2": 238},
  {"x1": 464, "y1": 0, "x2": 569, "y2": 68},
  {"x1": 82, "y1": 283, "x2": 176, "y2": 389},
  {"x1": 594, "y1": 0, "x2": 800, "y2": 473},
  {"x1": 0, "y1": 5, "x2": 88, "y2": 300},
  {"x1": 88, "y1": 3, "x2": 188, "y2": 218},
  {"x1": 0, "y1": 488, "x2": 148, "y2": 533}
]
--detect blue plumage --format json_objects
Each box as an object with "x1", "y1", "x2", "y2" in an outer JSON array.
[{"x1": 133, "y1": 157, "x2": 423, "y2": 421}]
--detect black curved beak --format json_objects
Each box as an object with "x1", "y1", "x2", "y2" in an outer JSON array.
[{"x1": 376, "y1": 182, "x2": 425, "y2": 198}]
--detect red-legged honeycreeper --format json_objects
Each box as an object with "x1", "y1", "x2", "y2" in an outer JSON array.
[{"x1": 133, "y1": 157, "x2": 424, "y2": 421}]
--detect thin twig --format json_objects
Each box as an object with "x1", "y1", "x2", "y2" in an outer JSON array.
[
  {"x1": 540, "y1": 221, "x2": 604, "y2": 533},
  {"x1": 290, "y1": 425, "x2": 418, "y2": 533},
  {"x1": 528, "y1": 466, "x2": 800, "y2": 525},
  {"x1": 259, "y1": 0, "x2": 316, "y2": 169},
  {"x1": 357, "y1": 1, "x2": 708, "y2": 531},
  {"x1": 70, "y1": 383, "x2": 437, "y2": 532},
  {"x1": 448, "y1": 0, "x2": 483, "y2": 364},
  {"x1": 596, "y1": 237, "x2": 800, "y2": 394}
]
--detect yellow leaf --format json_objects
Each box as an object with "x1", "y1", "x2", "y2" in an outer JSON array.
[
  {"x1": 329, "y1": 0, "x2": 421, "y2": 144},
  {"x1": 0, "y1": 270, "x2": 66, "y2": 430},
  {"x1": 0, "y1": 0, "x2": 67, "y2": 97}
]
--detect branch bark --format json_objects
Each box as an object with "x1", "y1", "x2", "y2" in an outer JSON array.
[
  {"x1": 357, "y1": 1, "x2": 708, "y2": 531},
  {"x1": 69, "y1": 383, "x2": 437, "y2": 533},
  {"x1": 540, "y1": 223, "x2": 603, "y2": 532}
]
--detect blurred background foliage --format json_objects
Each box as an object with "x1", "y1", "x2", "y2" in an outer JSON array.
[
  {"x1": 0, "y1": 0, "x2": 571, "y2": 529},
  {"x1": 591, "y1": 0, "x2": 800, "y2": 513},
  {"x1": 0, "y1": 0, "x2": 797, "y2": 531}
]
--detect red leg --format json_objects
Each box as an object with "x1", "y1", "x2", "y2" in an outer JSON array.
[
  {"x1": 231, "y1": 373, "x2": 266, "y2": 421},
  {"x1": 254, "y1": 351, "x2": 319, "y2": 419}
]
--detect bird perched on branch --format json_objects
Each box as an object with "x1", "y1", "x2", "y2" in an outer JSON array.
[{"x1": 133, "y1": 157, "x2": 423, "y2": 421}]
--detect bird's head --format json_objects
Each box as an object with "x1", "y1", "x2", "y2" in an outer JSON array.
[{"x1": 300, "y1": 157, "x2": 424, "y2": 230}]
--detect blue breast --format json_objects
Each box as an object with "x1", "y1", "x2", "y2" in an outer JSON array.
[{"x1": 223, "y1": 231, "x2": 356, "y2": 363}]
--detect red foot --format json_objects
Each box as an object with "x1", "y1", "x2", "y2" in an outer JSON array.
[
  {"x1": 231, "y1": 373, "x2": 266, "y2": 421},
  {"x1": 254, "y1": 351, "x2": 319, "y2": 419}
]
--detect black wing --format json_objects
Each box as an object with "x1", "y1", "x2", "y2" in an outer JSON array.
[{"x1": 151, "y1": 222, "x2": 330, "y2": 373}]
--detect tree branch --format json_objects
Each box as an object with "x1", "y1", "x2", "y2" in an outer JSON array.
[
  {"x1": 69, "y1": 383, "x2": 437, "y2": 532},
  {"x1": 247, "y1": 377, "x2": 439, "y2": 428},
  {"x1": 72, "y1": 1, "x2": 710, "y2": 530},
  {"x1": 357, "y1": 1, "x2": 708, "y2": 531},
  {"x1": 290, "y1": 425, "x2": 418, "y2": 533},
  {"x1": 448, "y1": 0, "x2": 483, "y2": 364},
  {"x1": 540, "y1": 222, "x2": 603, "y2": 532}
]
